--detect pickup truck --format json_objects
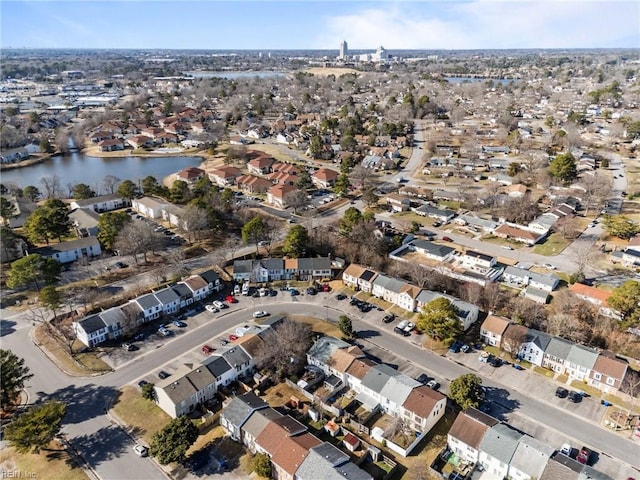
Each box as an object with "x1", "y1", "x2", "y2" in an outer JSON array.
[{"x1": 577, "y1": 446, "x2": 594, "y2": 465}]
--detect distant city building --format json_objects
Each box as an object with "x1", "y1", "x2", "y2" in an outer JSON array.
[{"x1": 339, "y1": 40, "x2": 348, "y2": 60}]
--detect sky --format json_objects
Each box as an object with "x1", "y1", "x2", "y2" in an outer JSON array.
[{"x1": 1, "y1": 1, "x2": 639, "y2": 51}]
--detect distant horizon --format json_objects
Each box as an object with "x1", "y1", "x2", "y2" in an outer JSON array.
[{"x1": 2, "y1": 1, "x2": 639, "y2": 51}]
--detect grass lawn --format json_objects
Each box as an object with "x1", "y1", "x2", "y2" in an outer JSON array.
[
  {"x1": 33, "y1": 325, "x2": 111, "y2": 375},
  {"x1": 262, "y1": 382, "x2": 303, "y2": 408},
  {"x1": 570, "y1": 380, "x2": 602, "y2": 398},
  {"x1": 0, "y1": 441, "x2": 88, "y2": 480},
  {"x1": 533, "y1": 366, "x2": 555, "y2": 378},
  {"x1": 532, "y1": 233, "x2": 572, "y2": 256},
  {"x1": 111, "y1": 386, "x2": 171, "y2": 444},
  {"x1": 290, "y1": 315, "x2": 343, "y2": 338},
  {"x1": 421, "y1": 337, "x2": 450, "y2": 355}
]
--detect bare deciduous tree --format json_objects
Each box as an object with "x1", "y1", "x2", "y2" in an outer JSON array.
[
  {"x1": 102, "y1": 175, "x2": 121, "y2": 195},
  {"x1": 502, "y1": 324, "x2": 527, "y2": 359},
  {"x1": 253, "y1": 318, "x2": 313, "y2": 379},
  {"x1": 40, "y1": 174, "x2": 63, "y2": 199}
]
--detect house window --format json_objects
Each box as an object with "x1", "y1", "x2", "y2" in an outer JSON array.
[
  {"x1": 606, "y1": 377, "x2": 615, "y2": 386},
  {"x1": 593, "y1": 373, "x2": 601, "y2": 381}
]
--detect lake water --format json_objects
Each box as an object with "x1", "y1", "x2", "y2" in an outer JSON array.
[
  {"x1": 0, "y1": 152, "x2": 203, "y2": 190},
  {"x1": 184, "y1": 70, "x2": 289, "y2": 80}
]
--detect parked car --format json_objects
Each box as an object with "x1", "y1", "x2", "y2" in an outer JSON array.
[
  {"x1": 426, "y1": 380, "x2": 440, "y2": 390},
  {"x1": 137, "y1": 380, "x2": 149, "y2": 388},
  {"x1": 225, "y1": 295, "x2": 238, "y2": 303},
  {"x1": 382, "y1": 314, "x2": 395, "y2": 323},
  {"x1": 335, "y1": 293, "x2": 347, "y2": 301},
  {"x1": 479, "y1": 352, "x2": 492, "y2": 363},
  {"x1": 205, "y1": 304, "x2": 219, "y2": 313},
  {"x1": 158, "y1": 371, "x2": 170, "y2": 379},
  {"x1": 568, "y1": 391, "x2": 582, "y2": 403},
  {"x1": 512, "y1": 363, "x2": 524, "y2": 370},
  {"x1": 220, "y1": 339, "x2": 229, "y2": 346},
  {"x1": 555, "y1": 387, "x2": 569, "y2": 398},
  {"x1": 416, "y1": 373, "x2": 431, "y2": 385},
  {"x1": 114, "y1": 262, "x2": 128, "y2": 269},
  {"x1": 158, "y1": 327, "x2": 171, "y2": 337},
  {"x1": 442, "y1": 236, "x2": 453, "y2": 242},
  {"x1": 202, "y1": 345, "x2": 214, "y2": 355},
  {"x1": 289, "y1": 288, "x2": 300, "y2": 296},
  {"x1": 542, "y1": 263, "x2": 556, "y2": 269},
  {"x1": 269, "y1": 289, "x2": 277, "y2": 297},
  {"x1": 253, "y1": 310, "x2": 269, "y2": 318},
  {"x1": 133, "y1": 444, "x2": 149, "y2": 457},
  {"x1": 501, "y1": 245, "x2": 513, "y2": 250},
  {"x1": 228, "y1": 334, "x2": 238, "y2": 341},
  {"x1": 559, "y1": 443, "x2": 572, "y2": 456},
  {"x1": 449, "y1": 341, "x2": 463, "y2": 353},
  {"x1": 460, "y1": 344, "x2": 471, "y2": 353},
  {"x1": 212, "y1": 300, "x2": 226, "y2": 309},
  {"x1": 306, "y1": 287, "x2": 317, "y2": 296},
  {"x1": 489, "y1": 357, "x2": 502, "y2": 367}
]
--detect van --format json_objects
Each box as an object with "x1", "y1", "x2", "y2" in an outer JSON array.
[
  {"x1": 234, "y1": 284, "x2": 241, "y2": 295},
  {"x1": 242, "y1": 283, "x2": 250, "y2": 295}
]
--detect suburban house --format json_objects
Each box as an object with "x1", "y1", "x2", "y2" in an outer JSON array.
[
  {"x1": 296, "y1": 442, "x2": 373, "y2": 480},
  {"x1": 266, "y1": 184, "x2": 297, "y2": 208},
  {"x1": 385, "y1": 193, "x2": 411, "y2": 212},
  {"x1": 219, "y1": 392, "x2": 269, "y2": 442},
  {"x1": 479, "y1": 315, "x2": 511, "y2": 347},
  {"x1": 69, "y1": 208, "x2": 101, "y2": 237},
  {"x1": 236, "y1": 175, "x2": 273, "y2": 194},
  {"x1": 176, "y1": 167, "x2": 205, "y2": 184},
  {"x1": 416, "y1": 290, "x2": 479, "y2": 331},
  {"x1": 447, "y1": 408, "x2": 499, "y2": 463},
  {"x1": 72, "y1": 314, "x2": 110, "y2": 347},
  {"x1": 569, "y1": 283, "x2": 618, "y2": 318},
  {"x1": 371, "y1": 274, "x2": 408, "y2": 306},
  {"x1": 200, "y1": 269, "x2": 223, "y2": 292},
  {"x1": 134, "y1": 293, "x2": 163, "y2": 321},
  {"x1": 477, "y1": 423, "x2": 523, "y2": 478},
  {"x1": 33, "y1": 237, "x2": 102, "y2": 264},
  {"x1": 132, "y1": 196, "x2": 169, "y2": 219},
  {"x1": 494, "y1": 224, "x2": 545, "y2": 245},
  {"x1": 98, "y1": 139, "x2": 125, "y2": 152},
  {"x1": 460, "y1": 250, "x2": 496, "y2": 269},
  {"x1": 207, "y1": 166, "x2": 242, "y2": 186},
  {"x1": 413, "y1": 204, "x2": 457, "y2": 223},
  {"x1": 404, "y1": 239, "x2": 456, "y2": 262},
  {"x1": 153, "y1": 287, "x2": 181, "y2": 315},
  {"x1": 182, "y1": 274, "x2": 210, "y2": 300},
  {"x1": 588, "y1": 352, "x2": 629, "y2": 394},
  {"x1": 247, "y1": 156, "x2": 276, "y2": 175},
  {"x1": 311, "y1": 168, "x2": 339, "y2": 189},
  {"x1": 502, "y1": 266, "x2": 560, "y2": 292}
]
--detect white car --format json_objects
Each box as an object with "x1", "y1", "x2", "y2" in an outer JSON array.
[
  {"x1": 213, "y1": 300, "x2": 226, "y2": 309},
  {"x1": 542, "y1": 263, "x2": 556, "y2": 270},
  {"x1": 205, "y1": 304, "x2": 219, "y2": 313},
  {"x1": 133, "y1": 444, "x2": 148, "y2": 457},
  {"x1": 501, "y1": 245, "x2": 513, "y2": 250},
  {"x1": 559, "y1": 443, "x2": 571, "y2": 456},
  {"x1": 253, "y1": 310, "x2": 269, "y2": 318}
]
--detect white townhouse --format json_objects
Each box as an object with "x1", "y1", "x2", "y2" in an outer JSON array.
[
  {"x1": 477, "y1": 424, "x2": 523, "y2": 479},
  {"x1": 171, "y1": 282, "x2": 194, "y2": 308},
  {"x1": 564, "y1": 344, "x2": 598, "y2": 382},
  {"x1": 153, "y1": 286, "x2": 181, "y2": 315},
  {"x1": 460, "y1": 250, "x2": 496, "y2": 269},
  {"x1": 342, "y1": 264, "x2": 365, "y2": 290},
  {"x1": 541, "y1": 337, "x2": 573, "y2": 374},
  {"x1": 447, "y1": 408, "x2": 498, "y2": 464},
  {"x1": 34, "y1": 237, "x2": 102, "y2": 264},
  {"x1": 132, "y1": 196, "x2": 169, "y2": 219},
  {"x1": 182, "y1": 274, "x2": 210, "y2": 301},
  {"x1": 502, "y1": 266, "x2": 559, "y2": 292},
  {"x1": 70, "y1": 193, "x2": 130, "y2": 213},
  {"x1": 371, "y1": 274, "x2": 407, "y2": 305},
  {"x1": 72, "y1": 314, "x2": 109, "y2": 347},
  {"x1": 508, "y1": 436, "x2": 555, "y2": 480},
  {"x1": 98, "y1": 307, "x2": 127, "y2": 340},
  {"x1": 199, "y1": 270, "x2": 223, "y2": 292},
  {"x1": 480, "y1": 315, "x2": 511, "y2": 347},
  {"x1": 396, "y1": 284, "x2": 422, "y2": 312},
  {"x1": 134, "y1": 293, "x2": 163, "y2": 321},
  {"x1": 514, "y1": 327, "x2": 551, "y2": 366}
]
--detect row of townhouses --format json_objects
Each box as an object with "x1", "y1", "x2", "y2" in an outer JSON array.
[
  {"x1": 342, "y1": 263, "x2": 479, "y2": 330},
  {"x1": 232, "y1": 257, "x2": 334, "y2": 283},
  {"x1": 445, "y1": 407, "x2": 613, "y2": 480},
  {"x1": 72, "y1": 270, "x2": 222, "y2": 347},
  {"x1": 307, "y1": 336, "x2": 447, "y2": 457},
  {"x1": 480, "y1": 315, "x2": 628, "y2": 394},
  {"x1": 220, "y1": 392, "x2": 373, "y2": 480}
]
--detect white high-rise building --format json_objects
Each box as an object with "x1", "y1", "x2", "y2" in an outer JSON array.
[{"x1": 339, "y1": 40, "x2": 348, "y2": 60}]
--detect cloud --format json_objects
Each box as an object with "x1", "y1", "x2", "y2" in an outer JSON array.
[{"x1": 315, "y1": 1, "x2": 640, "y2": 50}]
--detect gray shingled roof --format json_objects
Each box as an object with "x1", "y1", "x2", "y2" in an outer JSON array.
[
  {"x1": 478, "y1": 423, "x2": 522, "y2": 465},
  {"x1": 203, "y1": 355, "x2": 232, "y2": 377},
  {"x1": 221, "y1": 392, "x2": 268, "y2": 428},
  {"x1": 78, "y1": 314, "x2": 107, "y2": 334},
  {"x1": 172, "y1": 282, "x2": 192, "y2": 298},
  {"x1": 544, "y1": 337, "x2": 573, "y2": 361},
  {"x1": 221, "y1": 347, "x2": 251, "y2": 369},
  {"x1": 296, "y1": 443, "x2": 372, "y2": 480},
  {"x1": 361, "y1": 364, "x2": 401, "y2": 395},
  {"x1": 307, "y1": 337, "x2": 350, "y2": 365},
  {"x1": 135, "y1": 293, "x2": 162, "y2": 310},
  {"x1": 262, "y1": 258, "x2": 284, "y2": 270},
  {"x1": 185, "y1": 365, "x2": 217, "y2": 391},
  {"x1": 410, "y1": 239, "x2": 455, "y2": 257},
  {"x1": 98, "y1": 307, "x2": 126, "y2": 328},
  {"x1": 157, "y1": 377, "x2": 198, "y2": 405},
  {"x1": 35, "y1": 236, "x2": 100, "y2": 254},
  {"x1": 242, "y1": 407, "x2": 282, "y2": 440},
  {"x1": 379, "y1": 374, "x2": 421, "y2": 406},
  {"x1": 503, "y1": 266, "x2": 559, "y2": 288},
  {"x1": 153, "y1": 287, "x2": 180, "y2": 305},
  {"x1": 233, "y1": 259, "x2": 253, "y2": 274},
  {"x1": 199, "y1": 269, "x2": 220, "y2": 284},
  {"x1": 510, "y1": 436, "x2": 555, "y2": 479},
  {"x1": 372, "y1": 274, "x2": 406, "y2": 293},
  {"x1": 566, "y1": 344, "x2": 599, "y2": 370},
  {"x1": 72, "y1": 193, "x2": 124, "y2": 207}
]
